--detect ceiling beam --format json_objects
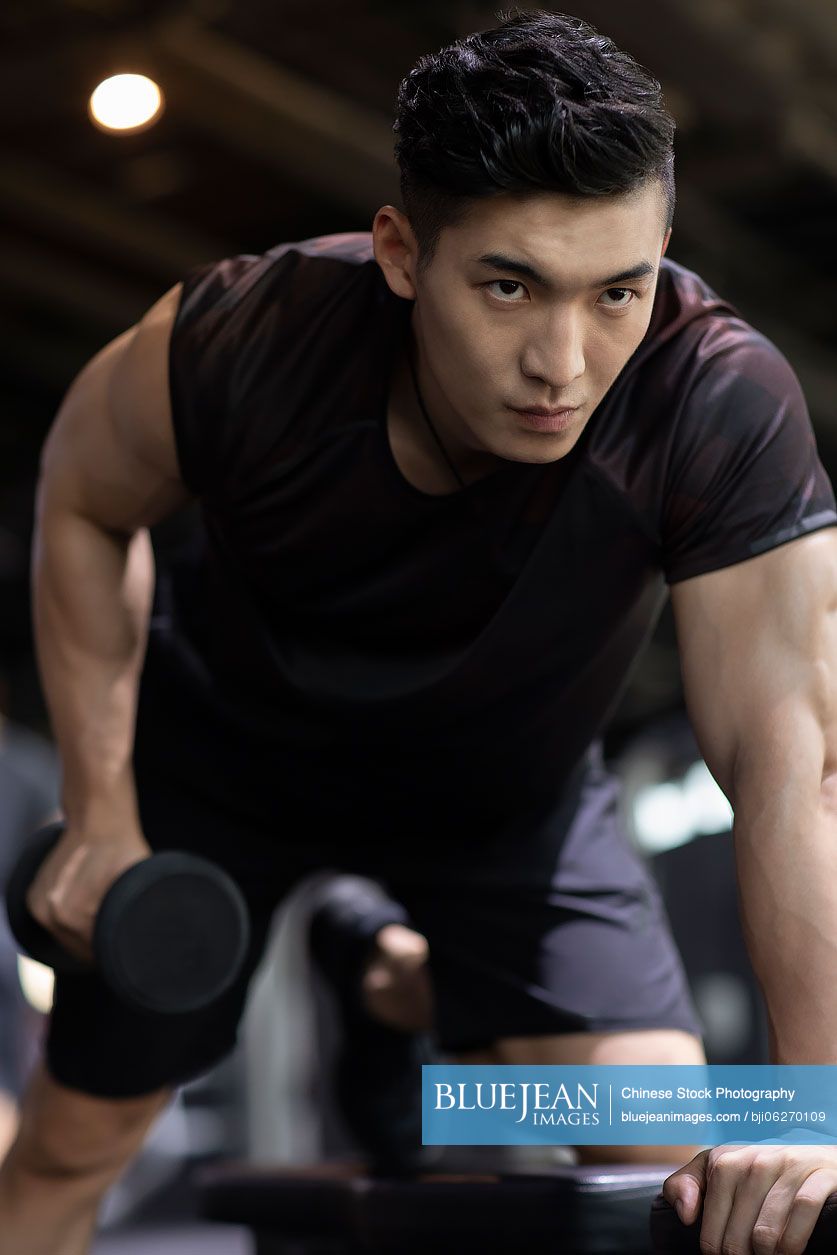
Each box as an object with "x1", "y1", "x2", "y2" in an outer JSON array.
[
  {"x1": 0, "y1": 154, "x2": 227, "y2": 279},
  {"x1": 0, "y1": 236, "x2": 151, "y2": 329},
  {"x1": 145, "y1": 12, "x2": 399, "y2": 216}
]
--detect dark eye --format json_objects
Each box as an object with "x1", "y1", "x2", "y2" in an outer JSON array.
[
  {"x1": 486, "y1": 280, "x2": 527, "y2": 302},
  {"x1": 598, "y1": 288, "x2": 636, "y2": 309}
]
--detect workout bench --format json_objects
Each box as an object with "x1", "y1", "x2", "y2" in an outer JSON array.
[{"x1": 194, "y1": 1156, "x2": 837, "y2": 1253}]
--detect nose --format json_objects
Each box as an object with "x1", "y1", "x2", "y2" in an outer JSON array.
[{"x1": 520, "y1": 312, "x2": 586, "y2": 393}]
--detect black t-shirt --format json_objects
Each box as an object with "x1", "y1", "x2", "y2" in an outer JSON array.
[{"x1": 147, "y1": 232, "x2": 837, "y2": 834}]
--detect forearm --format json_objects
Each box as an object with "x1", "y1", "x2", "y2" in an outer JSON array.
[
  {"x1": 731, "y1": 760, "x2": 837, "y2": 1063},
  {"x1": 31, "y1": 497, "x2": 155, "y2": 834}
]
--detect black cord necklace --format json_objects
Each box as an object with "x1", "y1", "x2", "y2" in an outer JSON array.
[{"x1": 405, "y1": 339, "x2": 467, "y2": 492}]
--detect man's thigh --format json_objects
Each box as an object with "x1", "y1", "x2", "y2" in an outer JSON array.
[{"x1": 449, "y1": 1028, "x2": 707, "y2": 1164}]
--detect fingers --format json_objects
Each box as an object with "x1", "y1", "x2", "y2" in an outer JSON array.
[
  {"x1": 699, "y1": 1150, "x2": 784, "y2": 1255},
  {"x1": 370, "y1": 923, "x2": 430, "y2": 965},
  {"x1": 663, "y1": 1151, "x2": 709, "y2": 1224},
  {"x1": 362, "y1": 948, "x2": 435, "y2": 1032},
  {"x1": 27, "y1": 844, "x2": 98, "y2": 962},
  {"x1": 755, "y1": 1167, "x2": 837, "y2": 1255},
  {"x1": 678, "y1": 1146, "x2": 837, "y2": 1255}
]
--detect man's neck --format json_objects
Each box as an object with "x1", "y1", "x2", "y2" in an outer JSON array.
[{"x1": 393, "y1": 337, "x2": 502, "y2": 488}]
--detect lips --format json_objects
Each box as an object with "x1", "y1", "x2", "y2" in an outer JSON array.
[
  {"x1": 510, "y1": 405, "x2": 581, "y2": 434},
  {"x1": 512, "y1": 405, "x2": 579, "y2": 417}
]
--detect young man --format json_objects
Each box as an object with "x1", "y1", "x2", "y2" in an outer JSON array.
[{"x1": 3, "y1": 9, "x2": 837, "y2": 1253}]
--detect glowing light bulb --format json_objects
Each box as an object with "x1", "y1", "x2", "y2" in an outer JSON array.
[{"x1": 89, "y1": 73, "x2": 164, "y2": 134}]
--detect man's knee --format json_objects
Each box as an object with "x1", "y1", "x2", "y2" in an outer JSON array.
[{"x1": 9, "y1": 1062, "x2": 172, "y2": 1183}]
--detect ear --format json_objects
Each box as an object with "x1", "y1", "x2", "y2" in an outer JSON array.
[
  {"x1": 661, "y1": 227, "x2": 672, "y2": 258},
  {"x1": 372, "y1": 205, "x2": 419, "y2": 301}
]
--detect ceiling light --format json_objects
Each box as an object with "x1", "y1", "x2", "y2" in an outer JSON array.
[{"x1": 89, "y1": 73, "x2": 164, "y2": 134}]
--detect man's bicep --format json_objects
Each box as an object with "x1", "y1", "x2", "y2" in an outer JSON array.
[
  {"x1": 39, "y1": 283, "x2": 193, "y2": 533},
  {"x1": 670, "y1": 529, "x2": 837, "y2": 799}
]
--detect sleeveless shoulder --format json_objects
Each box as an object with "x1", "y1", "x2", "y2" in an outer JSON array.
[{"x1": 168, "y1": 233, "x2": 383, "y2": 500}]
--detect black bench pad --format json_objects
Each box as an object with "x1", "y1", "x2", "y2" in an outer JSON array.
[
  {"x1": 197, "y1": 1160, "x2": 837, "y2": 1254},
  {"x1": 197, "y1": 1160, "x2": 670, "y2": 1253}
]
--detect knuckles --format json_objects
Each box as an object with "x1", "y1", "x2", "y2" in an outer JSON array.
[{"x1": 751, "y1": 1225, "x2": 783, "y2": 1255}]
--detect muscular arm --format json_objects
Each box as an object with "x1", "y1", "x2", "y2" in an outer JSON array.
[
  {"x1": 33, "y1": 283, "x2": 192, "y2": 836},
  {"x1": 670, "y1": 528, "x2": 837, "y2": 1061}
]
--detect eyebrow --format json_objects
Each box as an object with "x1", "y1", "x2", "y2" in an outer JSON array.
[{"x1": 472, "y1": 252, "x2": 656, "y2": 291}]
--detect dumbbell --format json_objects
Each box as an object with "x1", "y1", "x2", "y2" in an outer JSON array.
[{"x1": 5, "y1": 821, "x2": 250, "y2": 1015}]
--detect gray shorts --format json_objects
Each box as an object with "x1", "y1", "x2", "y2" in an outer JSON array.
[{"x1": 368, "y1": 737, "x2": 704, "y2": 1052}]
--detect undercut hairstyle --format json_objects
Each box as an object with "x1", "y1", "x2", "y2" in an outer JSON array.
[{"x1": 393, "y1": 8, "x2": 676, "y2": 271}]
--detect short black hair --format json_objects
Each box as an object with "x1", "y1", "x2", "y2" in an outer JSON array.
[{"x1": 393, "y1": 8, "x2": 676, "y2": 271}]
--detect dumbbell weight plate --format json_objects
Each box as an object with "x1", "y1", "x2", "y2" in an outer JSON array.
[{"x1": 95, "y1": 851, "x2": 251, "y2": 1015}]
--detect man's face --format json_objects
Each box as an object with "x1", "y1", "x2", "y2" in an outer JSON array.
[{"x1": 403, "y1": 184, "x2": 670, "y2": 466}]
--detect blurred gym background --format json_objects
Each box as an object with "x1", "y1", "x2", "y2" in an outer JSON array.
[{"x1": 1, "y1": 1, "x2": 835, "y2": 1249}]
